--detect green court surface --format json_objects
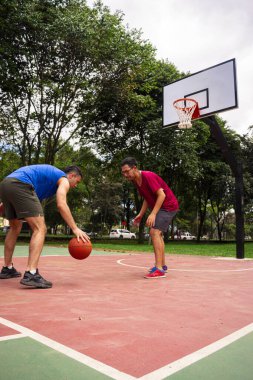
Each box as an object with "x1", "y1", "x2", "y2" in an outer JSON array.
[
  {"x1": 0, "y1": 331, "x2": 252, "y2": 379},
  {"x1": 0, "y1": 338, "x2": 113, "y2": 380},
  {"x1": 0, "y1": 244, "x2": 69, "y2": 257},
  {"x1": 166, "y1": 332, "x2": 253, "y2": 380},
  {"x1": 0, "y1": 244, "x2": 129, "y2": 257}
]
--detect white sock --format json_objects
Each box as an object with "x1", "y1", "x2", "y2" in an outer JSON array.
[
  {"x1": 29, "y1": 269, "x2": 36, "y2": 275},
  {"x1": 8, "y1": 265, "x2": 13, "y2": 269}
]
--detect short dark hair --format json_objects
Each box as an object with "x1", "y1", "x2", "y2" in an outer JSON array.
[
  {"x1": 121, "y1": 157, "x2": 137, "y2": 167},
  {"x1": 64, "y1": 165, "x2": 83, "y2": 178}
]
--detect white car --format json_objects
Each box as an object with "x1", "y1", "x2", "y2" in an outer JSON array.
[
  {"x1": 110, "y1": 229, "x2": 136, "y2": 239},
  {"x1": 174, "y1": 232, "x2": 196, "y2": 240}
]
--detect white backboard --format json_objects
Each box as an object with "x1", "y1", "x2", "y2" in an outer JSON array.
[{"x1": 163, "y1": 58, "x2": 238, "y2": 128}]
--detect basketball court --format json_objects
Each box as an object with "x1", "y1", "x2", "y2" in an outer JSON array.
[
  {"x1": 1, "y1": 245, "x2": 253, "y2": 379},
  {"x1": 0, "y1": 57, "x2": 250, "y2": 380}
]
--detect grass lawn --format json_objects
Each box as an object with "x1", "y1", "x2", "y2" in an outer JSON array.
[
  {"x1": 92, "y1": 241, "x2": 253, "y2": 259},
  {"x1": 1, "y1": 239, "x2": 252, "y2": 259}
]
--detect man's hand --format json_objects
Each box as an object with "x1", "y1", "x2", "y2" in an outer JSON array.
[
  {"x1": 133, "y1": 215, "x2": 142, "y2": 226},
  {"x1": 73, "y1": 227, "x2": 90, "y2": 243},
  {"x1": 146, "y1": 213, "x2": 156, "y2": 228}
]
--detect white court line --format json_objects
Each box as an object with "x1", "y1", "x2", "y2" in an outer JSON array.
[
  {"x1": 117, "y1": 259, "x2": 253, "y2": 273},
  {"x1": 138, "y1": 323, "x2": 253, "y2": 380},
  {"x1": 213, "y1": 257, "x2": 253, "y2": 261},
  {"x1": 1, "y1": 318, "x2": 252, "y2": 380},
  {"x1": 1, "y1": 319, "x2": 252, "y2": 379},
  {"x1": 0, "y1": 317, "x2": 135, "y2": 380},
  {"x1": 0, "y1": 333, "x2": 24, "y2": 342}
]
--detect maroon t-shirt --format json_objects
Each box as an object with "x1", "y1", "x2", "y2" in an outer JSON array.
[{"x1": 136, "y1": 171, "x2": 179, "y2": 211}]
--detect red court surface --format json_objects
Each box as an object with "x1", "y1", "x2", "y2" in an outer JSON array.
[{"x1": 1, "y1": 252, "x2": 253, "y2": 378}]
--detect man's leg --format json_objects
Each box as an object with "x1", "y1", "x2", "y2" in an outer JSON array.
[
  {"x1": 0, "y1": 219, "x2": 23, "y2": 279},
  {"x1": 3, "y1": 219, "x2": 23, "y2": 266},
  {"x1": 25, "y1": 215, "x2": 47, "y2": 271},
  {"x1": 20, "y1": 215, "x2": 52, "y2": 288},
  {"x1": 150, "y1": 227, "x2": 164, "y2": 270}
]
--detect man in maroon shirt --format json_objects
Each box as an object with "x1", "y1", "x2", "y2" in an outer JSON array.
[{"x1": 121, "y1": 157, "x2": 178, "y2": 278}]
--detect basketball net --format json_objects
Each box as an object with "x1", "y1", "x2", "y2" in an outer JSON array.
[{"x1": 173, "y1": 98, "x2": 199, "y2": 129}]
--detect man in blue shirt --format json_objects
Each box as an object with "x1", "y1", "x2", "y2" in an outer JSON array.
[{"x1": 0, "y1": 165, "x2": 89, "y2": 288}]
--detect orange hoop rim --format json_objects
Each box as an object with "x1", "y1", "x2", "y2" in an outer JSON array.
[{"x1": 173, "y1": 98, "x2": 198, "y2": 111}]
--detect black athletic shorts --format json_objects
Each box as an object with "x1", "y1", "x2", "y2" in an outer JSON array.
[
  {"x1": 0, "y1": 178, "x2": 43, "y2": 220},
  {"x1": 153, "y1": 209, "x2": 178, "y2": 232}
]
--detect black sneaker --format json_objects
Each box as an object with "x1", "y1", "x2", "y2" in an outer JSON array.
[
  {"x1": 0, "y1": 266, "x2": 21, "y2": 279},
  {"x1": 20, "y1": 270, "x2": 52, "y2": 289}
]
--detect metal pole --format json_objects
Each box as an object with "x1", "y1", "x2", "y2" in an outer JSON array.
[{"x1": 234, "y1": 165, "x2": 245, "y2": 258}]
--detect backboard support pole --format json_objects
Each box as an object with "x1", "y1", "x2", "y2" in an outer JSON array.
[{"x1": 204, "y1": 116, "x2": 244, "y2": 259}]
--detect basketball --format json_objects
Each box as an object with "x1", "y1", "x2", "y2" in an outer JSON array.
[{"x1": 68, "y1": 237, "x2": 92, "y2": 260}]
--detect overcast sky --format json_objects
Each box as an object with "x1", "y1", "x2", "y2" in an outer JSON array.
[{"x1": 87, "y1": 0, "x2": 253, "y2": 136}]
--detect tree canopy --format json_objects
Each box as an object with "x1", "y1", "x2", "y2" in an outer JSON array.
[{"x1": 0, "y1": 0, "x2": 252, "y2": 241}]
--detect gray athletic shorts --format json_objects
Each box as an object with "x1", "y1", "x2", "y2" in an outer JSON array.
[
  {"x1": 153, "y1": 209, "x2": 178, "y2": 232},
  {"x1": 0, "y1": 178, "x2": 44, "y2": 220}
]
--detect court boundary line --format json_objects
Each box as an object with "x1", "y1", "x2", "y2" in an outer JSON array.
[
  {"x1": 1, "y1": 317, "x2": 253, "y2": 379},
  {"x1": 138, "y1": 323, "x2": 253, "y2": 379},
  {"x1": 0, "y1": 317, "x2": 135, "y2": 380},
  {"x1": 0, "y1": 333, "x2": 24, "y2": 342},
  {"x1": 116, "y1": 259, "x2": 253, "y2": 273}
]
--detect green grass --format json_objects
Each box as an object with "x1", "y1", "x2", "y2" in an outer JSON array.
[
  {"x1": 1, "y1": 240, "x2": 252, "y2": 259},
  {"x1": 92, "y1": 242, "x2": 253, "y2": 259}
]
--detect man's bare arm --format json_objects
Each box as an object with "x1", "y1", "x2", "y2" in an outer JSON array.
[{"x1": 56, "y1": 178, "x2": 89, "y2": 242}]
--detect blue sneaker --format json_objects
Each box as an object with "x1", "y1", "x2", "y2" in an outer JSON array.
[{"x1": 149, "y1": 265, "x2": 167, "y2": 273}]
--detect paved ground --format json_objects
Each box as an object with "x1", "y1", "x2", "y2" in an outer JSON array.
[{"x1": 0, "y1": 247, "x2": 253, "y2": 379}]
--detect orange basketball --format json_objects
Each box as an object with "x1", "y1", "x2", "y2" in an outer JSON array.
[{"x1": 68, "y1": 238, "x2": 92, "y2": 260}]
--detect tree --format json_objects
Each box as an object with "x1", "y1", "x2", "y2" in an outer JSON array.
[
  {"x1": 192, "y1": 122, "x2": 231, "y2": 240},
  {"x1": 210, "y1": 174, "x2": 234, "y2": 241},
  {"x1": 0, "y1": 146, "x2": 20, "y2": 180},
  {"x1": 83, "y1": 59, "x2": 181, "y2": 158},
  {"x1": 89, "y1": 180, "x2": 124, "y2": 234},
  {"x1": 44, "y1": 143, "x2": 98, "y2": 233},
  {"x1": 0, "y1": 0, "x2": 155, "y2": 165},
  {"x1": 240, "y1": 127, "x2": 253, "y2": 238},
  {"x1": 86, "y1": 58, "x2": 184, "y2": 240}
]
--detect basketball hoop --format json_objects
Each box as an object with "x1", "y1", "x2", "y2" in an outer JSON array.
[{"x1": 173, "y1": 98, "x2": 199, "y2": 129}]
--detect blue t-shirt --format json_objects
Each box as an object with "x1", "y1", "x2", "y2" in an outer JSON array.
[{"x1": 7, "y1": 165, "x2": 66, "y2": 201}]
